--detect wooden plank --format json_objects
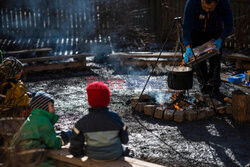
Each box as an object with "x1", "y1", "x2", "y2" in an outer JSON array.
[
  {"x1": 3, "y1": 48, "x2": 52, "y2": 55},
  {"x1": 23, "y1": 61, "x2": 86, "y2": 72},
  {"x1": 20, "y1": 53, "x2": 92, "y2": 63},
  {"x1": 109, "y1": 52, "x2": 182, "y2": 58},
  {"x1": 224, "y1": 53, "x2": 250, "y2": 61},
  {"x1": 220, "y1": 73, "x2": 250, "y2": 88},
  {"x1": 122, "y1": 59, "x2": 181, "y2": 66},
  {"x1": 235, "y1": 60, "x2": 250, "y2": 69},
  {"x1": 47, "y1": 148, "x2": 164, "y2": 167}
]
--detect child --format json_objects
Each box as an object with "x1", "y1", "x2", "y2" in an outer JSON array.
[
  {"x1": 11, "y1": 91, "x2": 70, "y2": 166},
  {"x1": 0, "y1": 57, "x2": 30, "y2": 116},
  {"x1": 69, "y1": 81, "x2": 129, "y2": 160}
]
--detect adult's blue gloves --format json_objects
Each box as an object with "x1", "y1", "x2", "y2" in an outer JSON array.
[
  {"x1": 213, "y1": 38, "x2": 222, "y2": 50},
  {"x1": 184, "y1": 48, "x2": 193, "y2": 63}
]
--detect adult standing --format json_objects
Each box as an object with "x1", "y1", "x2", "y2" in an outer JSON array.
[{"x1": 182, "y1": 0, "x2": 233, "y2": 99}]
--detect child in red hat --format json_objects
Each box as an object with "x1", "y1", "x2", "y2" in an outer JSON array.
[{"x1": 69, "y1": 81, "x2": 129, "y2": 160}]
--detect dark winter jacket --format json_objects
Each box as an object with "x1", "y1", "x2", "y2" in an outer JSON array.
[
  {"x1": 11, "y1": 108, "x2": 62, "y2": 150},
  {"x1": 183, "y1": 0, "x2": 233, "y2": 46},
  {"x1": 69, "y1": 107, "x2": 129, "y2": 160}
]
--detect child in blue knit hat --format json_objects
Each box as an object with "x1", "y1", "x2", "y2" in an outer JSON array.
[{"x1": 11, "y1": 91, "x2": 71, "y2": 166}]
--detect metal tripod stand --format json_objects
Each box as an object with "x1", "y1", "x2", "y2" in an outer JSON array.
[{"x1": 173, "y1": 17, "x2": 185, "y2": 57}]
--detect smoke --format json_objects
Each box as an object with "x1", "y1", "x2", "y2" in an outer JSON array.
[{"x1": 153, "y1": 92, "x2": 172, "y2": 105}]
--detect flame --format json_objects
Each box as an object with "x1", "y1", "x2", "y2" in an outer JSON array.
[{"x1": 174, "y1": 102, "x2": 180, "y2": 110}]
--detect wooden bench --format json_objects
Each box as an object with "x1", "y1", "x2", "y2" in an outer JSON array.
[
  {"x1": 47, "y1": 147, "x2": 164, "y2": 167},
  {"x1": 20, "y1": 53, "x2": 93, "y2": 73},
  {"x1": 3, "y1": 48, "x2": 52, "y2": 58},
  {"x1": 109, "y1": 52, "x2": 182, "y2": 67},
  {"x1": 223, "y1": 53, "x2": 250, "y2": 69},
  {"x1": 220, "y1": 73, "x2": 250, "y2": 88}
]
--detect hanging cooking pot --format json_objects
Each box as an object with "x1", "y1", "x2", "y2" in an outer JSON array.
[{"x1": 167, "y1": 66, "x2": 193, "y2": 90}]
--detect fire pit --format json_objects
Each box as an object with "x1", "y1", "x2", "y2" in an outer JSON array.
[{"x1": 131, "y1": 91, "x2": 232, "y2": 123}]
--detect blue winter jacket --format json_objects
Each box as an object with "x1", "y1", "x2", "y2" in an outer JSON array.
[
  {"x1": 183, "y1": 0, "x2": 233, "y2": 46},
  {"x1": 69, "y1": 107, "x2": 128, "y2": 160}
]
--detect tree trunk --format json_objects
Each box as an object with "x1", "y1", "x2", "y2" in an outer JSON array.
[{"x1": 232, "y1": 89, "x2": 250, "y2": 123}]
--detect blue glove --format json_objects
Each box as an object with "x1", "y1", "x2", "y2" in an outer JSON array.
[
  {"x1": 184, "y1": 48, "x2": 193, "y2": 63},
  {"x1": 213, "y1": 38, "x2": 222, "y2": 50}
]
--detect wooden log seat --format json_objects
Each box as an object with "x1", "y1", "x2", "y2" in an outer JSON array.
[{"x1": 47, "y1": 147, "x2": 164, "y2": 167}]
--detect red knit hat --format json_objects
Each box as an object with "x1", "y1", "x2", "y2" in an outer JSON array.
[{"x1": 86, "y1": 81, "x2": 111, "y2": 108}]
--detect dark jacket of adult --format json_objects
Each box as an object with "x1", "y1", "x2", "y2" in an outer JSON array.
[
  {"x1": 183, "y1": 0, "x2": 233, "y2": 47},
  {"x1": 69, "y1": 107, "x2": 129, "y2": 160}
]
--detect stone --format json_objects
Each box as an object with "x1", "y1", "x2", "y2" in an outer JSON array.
[
  {"x1": 184, "y1": 109, "x2": 197, "y2": 121},
  {"x1": 154, "y1": 107, "x2": 164, "y2": 119},
  {"x1": 135, "y1": 102, "x2": 147, "y2": 112},
  {"x1": 174, "y1": 110, "x2": 184, "y2": 123},
  {"x1": 164, "y1": 110, "x2": 174, "y2": 121},
  {"x1": 197, "y1": 108, "x2": 207, "y2": 120},
  {"x1": 130, "y1": 97, "x2": 139, "y2": 108},
  {"x1": 144, "y1": 105, "x2": 156, "y2": 116},
  {"x1": 140, "y1": 94, "x2": 151, "y2": 101}
]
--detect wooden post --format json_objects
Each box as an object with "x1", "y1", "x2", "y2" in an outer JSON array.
[{"x1": 232, "y1": 89, "x2": 250, "y2": 123}]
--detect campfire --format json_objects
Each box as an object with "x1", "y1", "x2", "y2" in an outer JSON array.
[
  {"x1": 167, "y1": 91, "x2": 191, "y2": 111},
  {"x1": 130, "y1": 91, "x2": 232, "y2": 123}
]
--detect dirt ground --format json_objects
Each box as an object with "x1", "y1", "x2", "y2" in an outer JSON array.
[{"x1": 25, "y1": 62, "x2": 250, "y2": 167}]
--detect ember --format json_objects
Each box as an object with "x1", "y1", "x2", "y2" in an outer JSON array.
[
  {"x1": 166, "y1": 91, "x2": 191, "y2": 111},
  {"x1": 174, "y1": 102, "x2": 180, "y2": 110}
]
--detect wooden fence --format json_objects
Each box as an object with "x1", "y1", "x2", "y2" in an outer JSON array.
[
  {"x1": 0, "y1": 0, "x2": 249, "y2": 55},
  {"x1": 0, "y1": 0, "x2": 153, "y2": 55}
]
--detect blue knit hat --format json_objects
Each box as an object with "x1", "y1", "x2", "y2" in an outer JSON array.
[
  {"x1": 2, "y1": 57, "x2": 23, "y2": 78},
  {"x1": 29, "y1": 91, "x2": 54, "y2": 112}
]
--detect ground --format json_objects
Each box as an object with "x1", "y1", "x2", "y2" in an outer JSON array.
[{"x1": 25, "y1": 62, "x2": 250, "y2": 167}]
